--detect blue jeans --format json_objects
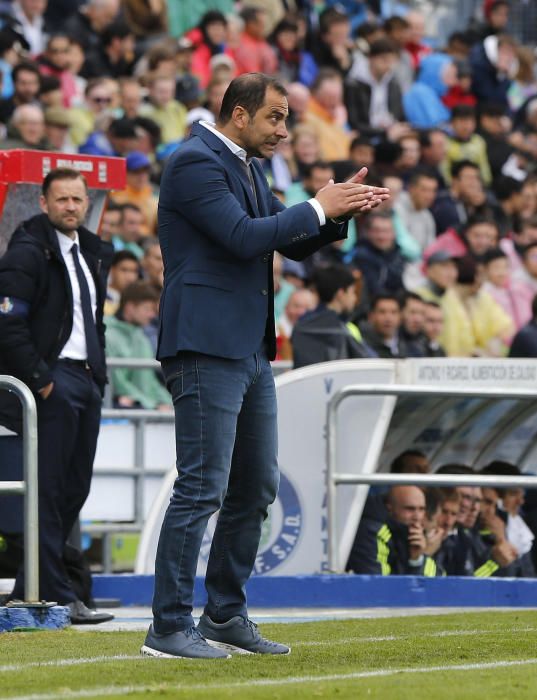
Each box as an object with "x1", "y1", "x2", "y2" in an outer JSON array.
[{"x1": 153, "y1": 349, "x2": 279, "y2": 634}]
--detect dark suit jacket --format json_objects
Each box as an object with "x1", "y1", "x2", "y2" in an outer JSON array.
[
  {"x1": 157, "y1": 122, "x2": 347, "y2": 361},
  {"x1": 344, "y1": 78, "x2": 404, "y2": 139}
]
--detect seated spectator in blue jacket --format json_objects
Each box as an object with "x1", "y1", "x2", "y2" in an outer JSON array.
[
  {"x1": 403, "y1": 52, "x2": 456, "y2": 128},
  {"x1": 352, "y1": 211, "x2": 406, "y2": 297},
  {"x1": 346, "y1": 485, "x2": 440, "y2": 576},
  {"x1": 509, "y1": 293, "x2": 537, "y2": 357}
]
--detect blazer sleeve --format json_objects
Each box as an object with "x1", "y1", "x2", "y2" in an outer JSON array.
[
  {"x1": 162, "y1": 150, "x2": 324, "y2": 260},
  {"x1": 270, "y1": 192, "x2": 348, "y2": 261}
]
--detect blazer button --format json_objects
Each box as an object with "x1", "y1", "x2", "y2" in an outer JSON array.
[{"x1": 261, "y1": 289, "x2": 268, "y2": 295}]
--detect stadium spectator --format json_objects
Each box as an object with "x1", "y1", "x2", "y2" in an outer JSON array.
[
  {"x1": 394, "y1": 169, "x2": 437, "y2": 254},
  {"x1": 391, "y1": 450, "x2": 431, "y2": 475},
  {"x1": 187, "y1": 11, "x2": 231, "y2": 90},
  {"x1": 8, "y1": 0, "x2": 49, "y2": 58},
  {"x1": 443, "y1": 105, "x2": 492, "y2": 186},
  {"x1": 315, "y1": 7, "x2": 353, "y2": 77},
  {"x1": 82, "y1": 19, "x2": 136, "y2": 80},
  {"x1": 492, "y1": 175, "x2": 525, "y2": 238},
  {"x1": 99, "y1": 201, "x2": 122, "y2": 243},
  {"x1": 352, "y1": 212, "x2": 406, "y2": 298},
  {"x1": 344, "y1": 38, "x2": 405, "y2": 140},
  {"x1": 422, "y1": 301, "x2": 447, "y2": 357},
  {"x1": 110, "y1": 151, "x2": 158, "y2": 237},
  {"x1": 398, "y1": 292, "x2": 428, "y2": 357},
  {"x1": 140, "y1": 237, "x2": 163, "y2": 295},
  {"x1": 291, "y1": 264, "x2": 370, "y2": 368},
  {"x1": 0, "y1": 61, "x2": 41, "y2": 125},
  {"x1": 403, "y1": 53, "x2": 456, "y2": 129},
  {"x1": 37, "y1": 34, "x2": 78, "y2": 108},
  {"x1": 346, "y1": 485, "x2": 440, "y2": 576},
  {"x1": 509, "y1": 293, "x2": 537, "y2": 357},
  {"x1": 79, "y1": 115, "x2": 139, "y2": 157},
  {"x1": 404, "y1": 10, "x2": 432, "y2": 71},
  {"x1": 382, "y1": 15, "x2": 413, "y2": 93},
  {"x1": 139, "y1": 75, "x2": 187, "y2": 146},
  {"x1": 104, "y1": 249, "x2": 140, "y2": 316},
  {"x1": 419, "y1": 128, "x2": 448, "y2": 190},
  {"x1": 174, "y1": 37, "x2": 201, "y2": 110},
  {"x1": 470, "y1": 33, "x2": 518, "y2": 110},
  {"x1": 424, "y1": 215, "x2": 499, "y2": 267},
  {"x1": 62, "y1": 0, "x2": 120, "y2": 54},
  {"x1": 119, "y1": 77, "x2": 143, "y2": 119},
  {"x1": 3, "y1": 103, "x2": 47, "y2": 149},
  {"x1": 415, "y1": 251, "x2": 458, "y2": 303},
  {"x1": 230, "y1": 6, "x2": 277, "y2": 76},
  {"x1": 43, "y1": 105, "x2": 73, "y2": 152},
  {"x1": 270, "y1": 17, "x2": 317, "y2": 87},
  {"x1": 68, "y1": 77, "x2": 115, "y2": 147},
  {"x1": 105, "y1": 281, "x2": 171, "y2": 410},
  {"x1": 112, "y1": 203, "x2": 144, "y2": 259},
  {"x1": 481, "y1": 247, "x2": 530, "y2": 333},
  {"x1": 431, "y1": 160, "x2": 487, "y2": 235},
  {"x1": 304, "y1": 69, "x2": 352, "y2": 161},
  {"x1": 359, "y1": 293, "x2": 406, "y2": 359},
  {"x1": 276, "y1": 288, "x2": 316, "y2": 361},
  {"x1": 0, "y1": 168, "x2": 114, "y2": 622},
  {"x1": 477, "y1": 102, "x2": 513, "y2": 174},
  {"x1": 441, "y1": 255, "x2": 513, "y2": 357}
]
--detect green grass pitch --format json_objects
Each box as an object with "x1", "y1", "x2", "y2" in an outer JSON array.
[{"x1": 1, "y1": 611, "x2": 537, "y2": 699}]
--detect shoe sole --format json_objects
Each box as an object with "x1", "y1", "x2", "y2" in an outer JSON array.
[
  {"x1": 205, "y1": 639, "x2": 291, "y2": 656},
  {"x1": 140, "y1": 645, "x2": 231, "y2": 660}
]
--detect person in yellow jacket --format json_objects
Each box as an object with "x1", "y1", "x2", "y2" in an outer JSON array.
[{"x1": 440, "y1": 256, "x2": 513, "y2": 356}]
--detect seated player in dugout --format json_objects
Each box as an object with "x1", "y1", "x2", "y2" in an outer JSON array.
[{"x1": 346, "y1": 485, "x2": 442, "y2": 576}]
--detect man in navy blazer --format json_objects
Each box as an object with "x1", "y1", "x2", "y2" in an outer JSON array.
[{"x1": 142, "y1": 73, "x2": 389, "y2": 660}]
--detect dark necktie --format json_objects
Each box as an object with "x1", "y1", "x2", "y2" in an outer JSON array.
[
  {"x1": 244, "y1": 161, "x2": 258, "y2": 210},
  {"x1": 71, "y1": 243, "x2": 103, "y2": 376}
]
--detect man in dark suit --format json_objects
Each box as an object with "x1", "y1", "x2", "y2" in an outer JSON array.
[
  {"x1": 141, "y1": 73, "x2": 389, "y2": 660},
  {"x1": 0, "y1": 168, "x2": 114, "y2": 623}
]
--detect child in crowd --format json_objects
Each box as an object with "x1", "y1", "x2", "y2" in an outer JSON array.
[{"x1": 443, "y1": 105, "x2": 492, "y2": 185}]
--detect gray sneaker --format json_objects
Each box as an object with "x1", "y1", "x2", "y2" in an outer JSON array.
[
  {"x1": 197, "y1": 614, "x2": 290, "y2": 655},
  {"x1": 141, "y1": 624, "x2": 231, "y2": 659}
]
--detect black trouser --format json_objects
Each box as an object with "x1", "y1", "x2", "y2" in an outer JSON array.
[{"x1": 11, "y1": 361, "x2": 101, "y2": 604}]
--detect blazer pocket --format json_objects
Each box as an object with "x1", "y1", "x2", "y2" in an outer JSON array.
[{"x1": 182, "y1": 271, "x2": 233, "y2": 292}]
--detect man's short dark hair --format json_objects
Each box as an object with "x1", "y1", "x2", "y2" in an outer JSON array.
[
  {"x1": 311, "y1": 67, "x2": 342, "y2": 93},
  {"x1": 451, "y1": 104, "x2": 476, "y2": 120},
  {"x1": 482, "y1": 247, "x2": 508, "y2": 265},
  {"x1": 369, "y1": 38, "x2": 398, "y2": 58},
  {"x1": 302, "y1": 160, "x2": 333, "y2": 179},
  {"x1": 370, "y1": 293, "x2": 401, "y2": 311},
  {"x1": 365, "y1": 210, "x2": 393, "y2": 229},
  {"x1": 451, "y1": 159, "x2": 480, "y2": 179},
  {"x1": 218, "y1": 73, "x2": 287, "y2": 123},
  {"x1": 391, "y1": 449, "x2": 427, "y2": 474},
  {"x1": 424, "y1": 300, "x2": 442, "y2": 310},
  {"x1": 400, "y1": 291, "x2": 425, "y2": 309},
  {"x1": 39, "y1": 75, "x2": 61, "y2": 95},
  {"x1": 111, "y1": 250, "x2": 140, "y2": 268},
  {"x1": 419, "y1": 128, "x2": 444, "y2": 148},
  {"x1": 480, "y1": 102, "x2": 507, "y2": 118},
  {"x1": 407, "y1": 167, "x2": 438, "y2": 187},
  {"x1": 319, "y1": 7, "x2": 349, "y2": 34},
  {"x1": 133, "y1": 116, "x2": 161, "y2": 149},
  {"x1": 435, "y1": 464, "x2": 475, "y2": 474},
  {"x1": 493, "y1": 175, "x2": 524, "y2": 201},
  {"x1": 42, "y1": 168, "x2": 87, "y2": 197},
  {"x1": 121, "y1": 202, "x2": 142, "y2": 218},
  {"x1": 481, "y1": 461, "x2": 521, "y2": 497},
  {"x1": 384, "y1": 16, "x2": 409, "y2": 32},
  {"x1": 311, "y1": 264, "x2": 355, "y2": 303},
  {"x1": 108, "y1": 117, "x2": 138, "y2": 139},
  {"x1": 101, "y1": 20, "x2": 132, "y2": 47},
  {"x1": 119, "y1": 280, "x2": 160, "y2": 310},
  {"x1": 13, "y1": 61, "x2": 40, "y2": 83}
]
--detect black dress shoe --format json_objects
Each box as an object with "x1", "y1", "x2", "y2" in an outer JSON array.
[{"x1": 67, "y1": 600, "x2": 114, "y2": 624}]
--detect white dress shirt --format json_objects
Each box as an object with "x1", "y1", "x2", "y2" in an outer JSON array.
[
  {"x1": 56, "y1": 231, "x2": 97, "y2": 361},
  {"x1": 198, "y1": 120, "x2": 326, "y2": 225},
  {"x1": 12, "y1": 2, "x2": 46, "y2": 57}
]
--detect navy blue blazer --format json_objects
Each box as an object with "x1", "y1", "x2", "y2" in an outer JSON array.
[{"x1": 157, "y1": 122, "x2": 347, "y2": 361}]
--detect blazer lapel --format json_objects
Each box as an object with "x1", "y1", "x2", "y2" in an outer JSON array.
[{"x1": 250, "y1": 159, "x2": 268, "y2": 217}]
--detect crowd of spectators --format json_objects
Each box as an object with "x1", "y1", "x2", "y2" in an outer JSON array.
[
  {"x1": 2, "y1": 0, "x2": 537, "y2": 398},
  {"x1": 346, "y1": 451, "x2": 537, "y2": 578}
]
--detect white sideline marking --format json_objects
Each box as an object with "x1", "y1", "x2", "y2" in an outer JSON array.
[
  {"x1": 6, "y1": 658, "x2": 537, "y2": 700},
  {"x1": 294, "y1": 626, "x2": 537, "y2": 647},
  {"x1": 1, "y1": 627, "x2": 536, "y2": 673}
]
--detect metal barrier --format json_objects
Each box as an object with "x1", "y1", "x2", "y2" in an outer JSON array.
[
  {"x1": 0, "y1": 376, "x2": 38, "y2": 601},
  {"x1": 326, "y1": 384, "x2": 537, "y2": 572}
]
